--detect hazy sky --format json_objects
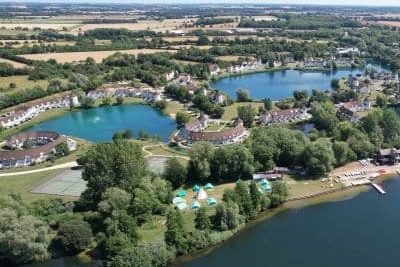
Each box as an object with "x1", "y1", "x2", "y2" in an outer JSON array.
[{"x1": 9, "y1": 0, "x2": 400, "y2": 6}]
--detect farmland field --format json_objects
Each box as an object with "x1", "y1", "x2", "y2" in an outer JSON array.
[
  {"x1": 70, "y1": 18, "x2": 194, "y2": 34},
  {"x1": 0, "y1": 23, "x2": 80, "y2": 30},
  {"x1": 376, "y1": 21, "x2": 400, "y2": 27},
  {"x1": 20, "y1": 48, "x2": 175, "y2": 63},
  {"x1": 0, "y1": 58, "x2": 27, "y2": 68}
]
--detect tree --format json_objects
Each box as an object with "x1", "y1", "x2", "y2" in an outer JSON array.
[
  {"x1": 154, "y1": 100, "x2": 167, "y2": 110},
  {"x1": 234, "y1": 181, "x2": 256, "y2": 220},
  {"x1": 237, "y1": 104, "x2": 256, "y2": 128},
  {"x1": 262, "y1": 98, "x2": 273, "y2": 111},
  {"x1": 210, "y1": 145, "x2": 254, "y2": 183},
  {"x1": 107, "y1": 247, "x2": 152, "y2": 267},
  {"x1": 249, "y1": 181, "x2": 261, "y2": 212},
  {"x1": 332, "y1": 141, "x2": 356, "y2": 167},
  {"x1": 310, "y1": 101, "x2": 338, "y2": 133},
  {"x1": 187, "y1": 142, "x2": 214, "y2": 183},
  {"x1": 196, "y1": 35, "x2": 210, "y2": 46},
  {"x1": 331, "y1": 78, "x2": 340, "y2": 90},
  {"x1": 293, "y1": 90, "x2": 308, "y2": 102},
  {"x1": 57, "y1": 218, "x2": 93, "y2": 255},
  {"x1": 163, "y1": 157, "x2": 187, "y2": 189},
  {"x1": 269, "y1": 181, "x2": 288, "y2": 207},
  {"x1": 116, "y1": 96, "x2": 124, "y2": 105},
  {"x1": 165, "y1": 209, "x2": 188, "y2": 255},
  {"x1": 0, "y1": 209, "x2": 50, "y2": 265},
  {"x1": 300, "y1": 139, "x2": 336, "y2": 176},
  {"x1": 213, "y1": 201, "x2": 241, "y2": 231},
  {"x1": 194, "y1": 207, "x2": 211, "y2": 230},
  {"x1": 376, "y1": 94, "x2": 388, "y2": 108},
  {"x1": 175, "y1": 111, "x2": 191, "y2": 128},
  {"x1": 79, "y1": 140, "x2": 147, "y2": 210},
  {"x1": 102, "y1": 96, "x2": 113, "y2": 106},
  {"x1": 55, "y1": 142, "x2": 70, "y2": 157},
  {"x1": 236, "y1": 89, "x2": 251, "y2": 102},
  {"x1": 112, "y1": 131, "x2": 123, "y2": 141},
  {"x1": 122, "y1": 129, "x2": 133, "y2": 139}
]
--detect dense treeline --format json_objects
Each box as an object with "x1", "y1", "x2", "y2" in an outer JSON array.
[
  {"x1": 194, "y1": 17, "x2": 235, "y2": 26},
  {"x1": 239, "y1": 15, "x2": 363, "y2": 30}
]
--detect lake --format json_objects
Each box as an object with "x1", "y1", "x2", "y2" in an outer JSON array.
[
  {"x1": 20, "y1": 178, "x2": 400, "y2": 267},
  {"x1": 212, "y1": 65, "x2": 388, "y2": 100},
  {"x1": 27, "y1": 104, "x2": 176, "y2": 142},
  {"x1": 176, "y1": 178, "x2": 400, "y2": 267}
]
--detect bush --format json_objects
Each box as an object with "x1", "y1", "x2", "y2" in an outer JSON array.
[{"x1": 57, "y1": 218, "x2": 93, "y2": 255}]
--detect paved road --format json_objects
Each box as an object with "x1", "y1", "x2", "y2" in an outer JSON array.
[{"x1": 0, "y1": 161, "x2": 78, "y2": 177}]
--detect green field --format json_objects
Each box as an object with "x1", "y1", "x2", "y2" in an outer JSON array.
[
  {"x1": 222, "y1": 102, "x2": 264, "y2": 121},
  {"x1": 0, "y1": 169, "x2": 72, "y2": 202},
  {"x1": 0, "y1": 75, "x2": 49, "y2": 92}
]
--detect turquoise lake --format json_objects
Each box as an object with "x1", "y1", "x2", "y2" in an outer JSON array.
[
  {"x1": 27, "y1": 104, "x2": 176, "y2": 142},
  {"x1": 212, "y1": 65, "x2": 388, "y2": 100}
]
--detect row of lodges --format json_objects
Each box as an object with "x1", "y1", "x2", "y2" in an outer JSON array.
[
  {"x1": 0, "y1": 86, "x2": 163, "y2": 129},
  {"x1": 259, "y1": 108, "x2": 311, "y2": 124},
  {"x1": 226, "y1": 59, "x2": 264, "y2": 73},
  {"x1": 0, "y1": 131, "x2": 76, "y2": 169},
  {"x1": 172, "y1": 73, "x2": 226, "y2": 104},
  {"x1": 86, "y1": 87, "x2": 162, "y2": 102},
  {"x1": 178, "y1": 115, "x2": 249, "y2": 145},
  {"x1": 336, "y1": 100, "x2": 371, "y2": 122},
  {"x1": 0, "y1": 95, "x2": 79, "y2": 129},
  {"x1": 297, "y1": 56, "x2": 355, "y2": 69}
]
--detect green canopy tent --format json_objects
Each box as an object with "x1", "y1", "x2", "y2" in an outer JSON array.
[
  {"x1": 260, "y1": 179, "x2": 272, "y2": 192},
  {"x1": 172, "y1": 197, "x2": 185, "y2": 205},
  {"x1": 191, "y1": 201, "x2": 201, "y2": 210},
  {"x1": 193, "y1": 185, "x2": 200, "y2": 192},
  {"x1": 176, "y1": 190, "x2": 187, "y2": 197},
  {"x1": 207, "y1": 197, "x2": 217, "y2": 206},
  {"x1": 204, "y1": 183, "x2": 214, "y2": 191}
]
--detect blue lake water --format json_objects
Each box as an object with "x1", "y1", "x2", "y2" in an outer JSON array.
[
  {"x1": 212, "y1": 65, "x2": 388, "y2": 100},
  {"x1": 27, "y1": 104, "x2": 176, "y2": 142},
  {"x1": 176, "y1": 178, "x2": 400, "y2": 267}
]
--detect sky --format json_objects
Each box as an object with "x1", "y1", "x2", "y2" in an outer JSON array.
[{"x1": 8, "y1": 0, "x2": 400, "y2": 6}]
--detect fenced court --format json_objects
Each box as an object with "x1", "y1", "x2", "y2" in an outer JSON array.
[
  {"x1": 147, "y1": 156, "x2": 168, "y2": 175},
  {"x1": 31, "y1": 169, "x2": 86, "y2": 197}
]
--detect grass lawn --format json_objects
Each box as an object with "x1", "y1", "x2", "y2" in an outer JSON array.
[
  {"x1": 163, "y1": 100, "x2": 188, "y2": 118},
  {"x1": 0, "y1": 168, "x2": 74, "y2": 202},
  {"x1": 0, "y1": 75, "x2": 49, "y2": 93},
  {"x1": 222, "y1": 102, "x2": 264, "y2": 121},
  {"x1": 339, "y1": 78, "x2": 350, "y2": 90}
]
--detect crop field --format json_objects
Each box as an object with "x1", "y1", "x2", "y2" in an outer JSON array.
[
  {"x1": 0, "y1": 58, "x2": 27, "y2": 68},
  {"x1": 0, "y1": 23, "x2": 80, "y2": 30},
  {"x1": 163, "y1": 36, "x2": 199, "y2": 42},
  {"x1": 70, "y1": 18, "x2": 194, "y2": 34},
  {"x1": 376, "y1": 21, "x2": 400, "y2": 27},
  {"x1": 20, "y1": 48, "x2": 175, "y2": 63}
]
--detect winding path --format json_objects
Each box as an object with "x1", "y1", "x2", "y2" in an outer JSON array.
[
  {"x1": 0, "y1": 161, "x2": 78, "y2": 177},
  {"x1": 142, "y1": 144, "x2": 189, "y2": 160}
]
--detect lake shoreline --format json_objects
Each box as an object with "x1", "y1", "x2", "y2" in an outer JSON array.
[{"x1": 172, "y1": 171, "x2": 398, "y2": 266}]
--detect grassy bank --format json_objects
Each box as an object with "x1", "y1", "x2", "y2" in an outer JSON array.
[{"x1": 0, "y1": 168, "x2": 72, "y2": 202}]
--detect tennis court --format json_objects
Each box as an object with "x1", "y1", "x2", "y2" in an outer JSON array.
[{"x1": 31, "y1": 169, "x2": 86, "y2": 197}]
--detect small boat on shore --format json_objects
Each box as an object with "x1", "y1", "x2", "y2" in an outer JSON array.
[{"x1": 372, "y1": 182, "x2": 386, "y2": 195}]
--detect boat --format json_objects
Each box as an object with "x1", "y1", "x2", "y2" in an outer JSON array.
[{"x1": 371, "y1": 182, "x2": 386, "y2": 195}]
